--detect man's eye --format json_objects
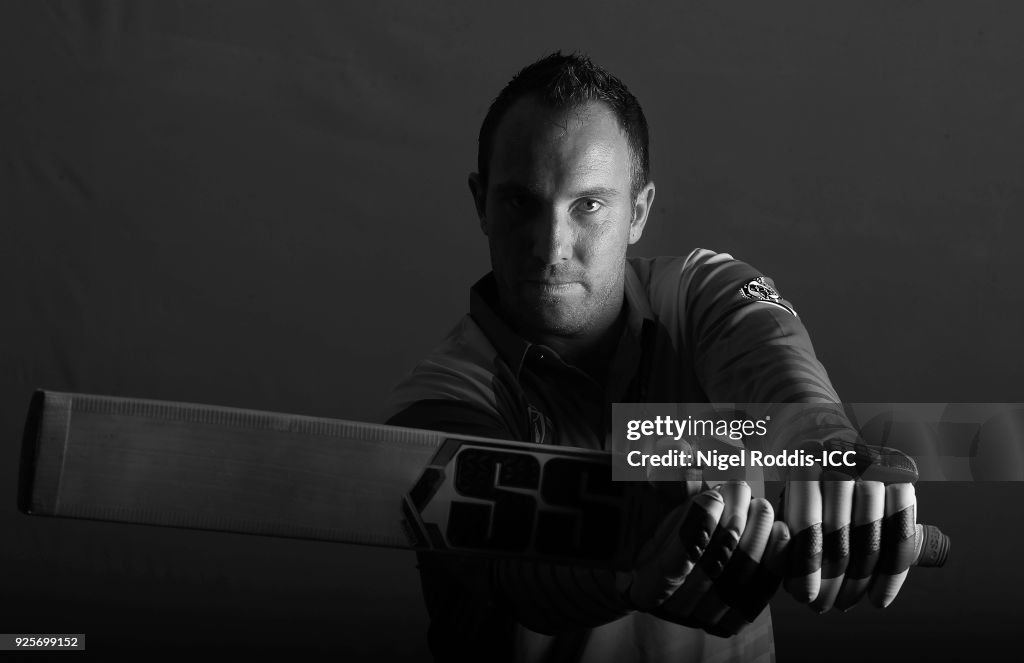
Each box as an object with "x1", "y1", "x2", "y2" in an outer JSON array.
[{"x1": 576, "y1": 199, "x2": 603, "y2": 214}]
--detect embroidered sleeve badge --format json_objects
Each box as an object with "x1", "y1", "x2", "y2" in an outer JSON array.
[{"x1": 738, "y1": 276, "x2": 797, "y2": 316}]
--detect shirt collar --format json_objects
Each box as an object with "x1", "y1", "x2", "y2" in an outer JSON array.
[
  {"x1": 622, "y1": 258, "x2": 655, "y2": 338},
  {"x1": 469, "y1": 262, "x2": 655, "y2": 380},
  {"x1": 469, "y1": 274, "x2": 532, "y2": 377}
]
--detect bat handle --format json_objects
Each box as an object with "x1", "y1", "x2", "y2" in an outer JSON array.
[{"x1": 913, "y1": 524, "x2": 950, "y2": 567}]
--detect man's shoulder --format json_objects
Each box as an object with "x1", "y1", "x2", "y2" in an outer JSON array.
[
  {"x1": 628, "y1": 249, "x2": 761, "y2": 309},
  {"x1": 628, "y1": 248, "x2": 749, "y2": 288},
  {"x1": 627, "y1": 249, "x2": 799, "y2": 336}
]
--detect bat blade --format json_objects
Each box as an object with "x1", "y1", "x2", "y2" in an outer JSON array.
[
  {"x1": 20, "y1": 390, "x2": 445, "y2": 549},
  {"x1": 19, "y1": 390, "x2": 647, "y2": 569}
]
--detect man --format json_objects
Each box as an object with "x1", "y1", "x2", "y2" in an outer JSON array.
[{"x1": 387, "y1": 52, "x2": 917, "y2": 662}]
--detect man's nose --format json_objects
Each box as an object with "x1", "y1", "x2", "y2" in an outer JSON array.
[{"x1": 530, "y1": 208, "x2": 573, "y2": 265}]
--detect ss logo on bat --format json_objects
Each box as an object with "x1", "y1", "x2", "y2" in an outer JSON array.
[{"x1": 445, "y1": 447, "x2": 624, "y2": 560}]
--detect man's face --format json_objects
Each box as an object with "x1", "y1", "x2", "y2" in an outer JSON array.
[{"x1": 470, "y1": 98, "x2": 654, "y2": 340}]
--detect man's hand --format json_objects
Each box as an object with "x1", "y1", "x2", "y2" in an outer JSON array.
[
  {"x1": 622, "y1": 488, "x2": 724, "y2": 612},
  {"x1": 653, "y1": 481, "x2": 791, "y2": 635},
  {"x1": 624, "y1": 482, "x2": 792, "y2": 636},
  {"x1": 783, "y1": 442, "x2": 920, "y2": 612}
]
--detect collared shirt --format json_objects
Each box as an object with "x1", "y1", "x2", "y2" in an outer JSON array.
[{"x1": 387, "y1": 249, "x2": 838, "y2": 663}]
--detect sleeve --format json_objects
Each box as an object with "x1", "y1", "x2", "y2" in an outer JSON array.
[
  {"x1": 385, "y1": 399, "x2": 636, "y2": 654},
  {"x1": 673, "y1": 250, "x2": 859, "y2": 460}
]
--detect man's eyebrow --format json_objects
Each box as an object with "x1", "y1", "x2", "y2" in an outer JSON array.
[
  {"x1": 573, "y1": 186, "x2": 622, "y2": 199},
  {"x1": 490, "y1": 183, "x2": 623, "y2": 199}
]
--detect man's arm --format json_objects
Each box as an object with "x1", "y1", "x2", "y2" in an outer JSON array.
[{"x1": 669, "y1": 249, "x2": 919, "y2": 613}]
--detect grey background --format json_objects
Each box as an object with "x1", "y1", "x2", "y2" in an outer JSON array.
[{"x1": 2, "y1": 0, "x2": 1022, "y2": 659}]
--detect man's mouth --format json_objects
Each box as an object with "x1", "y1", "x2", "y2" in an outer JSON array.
[{"x1": 524, "y1": 279, "x2": 582, "y2": 295}]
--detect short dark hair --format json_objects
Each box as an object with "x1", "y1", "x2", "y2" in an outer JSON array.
[{"x1": 477, "y1": 51, "x2": 651, "y2": 200}]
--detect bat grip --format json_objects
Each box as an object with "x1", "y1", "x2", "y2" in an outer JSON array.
[{"x1": 913, "y1": 524, "x2": 950, "y2": 567}]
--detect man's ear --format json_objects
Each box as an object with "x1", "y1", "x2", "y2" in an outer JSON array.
[
  {"x1": 468, "y1": 172, "x2": 487, "y2": 235},
  {"x1": 628, "y1": 181, "x2": 656, "y2": 245}
]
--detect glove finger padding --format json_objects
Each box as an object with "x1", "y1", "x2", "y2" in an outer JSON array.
[
  {"x1": 654, "y1": 482, "x2": 749, "y2": 621},
  {"x1": 705, "y1": 482, "x2": 753, "y2": 578},
  {"x1": 783, "y1": 462, "x2": 823, "y2": 603},
  {"x1": 834, "y1": 480, "x2": 884, "y2": 611},
  {"x1": 810, "y1": 476, "x2": 854, "y2": 613},
  {"x1": 868, "y1": 483, "x2": 917, "y2": 608},
  {"x1": 692, "y1": 496, "x2": 776, "y2": 628},
  {"x1": 706, "y1": 520, "x2": 792, "y2": 637},
  {"x1": 627, "y1": 490, "x2": 724, "y2": 611}
]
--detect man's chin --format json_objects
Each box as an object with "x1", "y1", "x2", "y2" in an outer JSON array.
[
  {"x1": 516, "y1": 307, "x2": 587, "y2": 338},
  {"x1": 498, "y1": 286, "x2": 588, "y2": 336}
]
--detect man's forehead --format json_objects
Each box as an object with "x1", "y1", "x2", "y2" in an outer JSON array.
[
  {"x1": 492, "y1": 96, "x2": 621, "y2": 145},
  {"x1": 487, "y1": 97, "x2": 630, "y2": 187}
]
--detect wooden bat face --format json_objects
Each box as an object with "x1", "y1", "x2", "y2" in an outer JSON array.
[{"x1": 21, "y1": 390, "x2": 653, "y2": 568}]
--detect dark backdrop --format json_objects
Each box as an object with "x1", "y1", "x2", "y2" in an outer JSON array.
[{"x1": 2, "y1": 1, "x2": 1022, "y2": 659}]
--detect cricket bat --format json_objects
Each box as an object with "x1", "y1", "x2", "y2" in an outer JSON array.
[{"x1": 18, "y1": 390, "x2": 949, "y2": 570}]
